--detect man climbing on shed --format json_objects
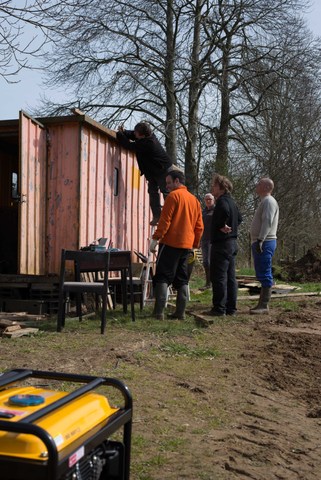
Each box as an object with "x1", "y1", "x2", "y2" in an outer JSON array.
[
  {"x1": 149, "y1": 170, "x2": 204, "y2": 320},
  {"x1": 116, "y1": 122, "x2": 173, "y2": 225}
]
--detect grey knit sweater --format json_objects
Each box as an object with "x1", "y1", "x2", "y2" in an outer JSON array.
[{"x1": 250, "y1": 195, "x2": 279, "y2": 243}]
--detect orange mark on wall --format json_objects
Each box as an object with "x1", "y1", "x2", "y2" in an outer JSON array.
[{"x1": 132, "y1": 166, "x2": 141, "y2": 190}]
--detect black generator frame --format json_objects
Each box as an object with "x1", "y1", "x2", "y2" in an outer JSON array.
[{"x1": 0, "y1": 369, "x2": 133, "y2": 480}]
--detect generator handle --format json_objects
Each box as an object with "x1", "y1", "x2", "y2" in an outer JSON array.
[
  {"x1": 0, "y1": 369, "x2": 34, "y2": 388},
  {"x1": 0, "y1": 420, "x2": 58, "y2": 480},
  {"x1": 0, "y1": 369, "x2": 133, "y2": 420}
]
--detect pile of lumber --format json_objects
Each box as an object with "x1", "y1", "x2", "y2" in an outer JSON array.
[{"x1": 0, "y1": 312, "x2": 45, "y2": 338}]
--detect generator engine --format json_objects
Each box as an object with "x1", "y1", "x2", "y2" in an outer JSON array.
[
  {"x1": 60, "y1": 440, "x2": 123, "y2": 480},
  {"x1": 0, "y1": 369, "x2": 132, "y2": 480}
]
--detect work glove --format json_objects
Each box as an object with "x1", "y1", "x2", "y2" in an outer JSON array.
[
  {"x1": 149, "y1": 239, "x2": 158, "y2": 253},
  {"x1": 256, "y1": 239, "x2": 263, "y2": 254},
  {"x1": 187, "y1": 249, "x2": 196, "y2": 265}
]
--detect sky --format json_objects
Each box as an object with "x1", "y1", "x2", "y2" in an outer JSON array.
[{"x1": 1, "y1": 1, "x2": 321, "y2": 121}]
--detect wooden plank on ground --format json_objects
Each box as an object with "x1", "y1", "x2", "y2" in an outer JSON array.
[
  {"x1": 238, "y1": 292, "x2": 320, "y2": 301},
  {"x1": 0, "y1": 319, "x2": 20, "y2": 328},
  {"x1": 0, "y1": 313, "x2": 47, "y2": 321},
  {"x1": 2, "y1": 327, "x2": 39, "y2": 338},
  {"x1": 3, "y1": 325, "x2": 22, "y2": 332}
]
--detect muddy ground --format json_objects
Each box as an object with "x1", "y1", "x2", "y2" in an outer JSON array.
[{"x1": 1, "y1": 293, "x2": 321, "y2": 479}]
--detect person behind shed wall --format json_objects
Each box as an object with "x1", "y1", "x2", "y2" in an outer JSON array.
[
  {"x1": 205, "y1": 174, "x2": 242, "y2": 317},
  {"x1": 201, "y1": 193, "x2": 215, "y2": 289}
]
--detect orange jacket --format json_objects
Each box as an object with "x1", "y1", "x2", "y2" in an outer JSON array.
[{"x1": 152, "y1": 185, "x2": 204, "y2": 249}]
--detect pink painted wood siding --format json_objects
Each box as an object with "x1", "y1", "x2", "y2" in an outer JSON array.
[
  {"x1": 46, "y1": 118, "x2": 150, "y2": 274},
  {"x1": 46, "y1": 122, "x2": 80, "y2": 274},
  {"x1": 19, "y1": 111, "x2": 47, "y2": 274},
  {"x1": 79, "y1": 124, "x2": 150, "y2": 255}
]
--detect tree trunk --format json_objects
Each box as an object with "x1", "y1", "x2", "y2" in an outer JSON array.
[
  {"x1": 215, "y1": 38, "x2": 230, "y2": 177},
  {"x1": 164, "y1": 0, "x2": 177, "y2": 163},
  {"x1": 185, "y1": 0, "x2": 202, "y2": 194}
]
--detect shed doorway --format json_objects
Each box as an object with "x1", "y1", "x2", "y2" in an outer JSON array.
[
  {"x1": 0, "y1": 112, "x2": 47, "y2": 275},
  {"x1": 0, "y1": 124, "x2": 19, "y2": 273}
]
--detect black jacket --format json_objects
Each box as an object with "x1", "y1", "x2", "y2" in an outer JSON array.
[
  {"x1": 210, "y1": 193, "x2": 242, "y2": 243},
  {"x1": 201, "y1": 206, "x2": 215, "y2": 242},
  {"x1": 116, "y1": 130, "x2": 172, "y2": 179}
]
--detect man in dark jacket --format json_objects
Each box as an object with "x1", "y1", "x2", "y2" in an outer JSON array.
[
  {"x1": 206, "y1": 174, "x2": 242, "y2": 317},
  {"x1": 117, "y1": 122, "x2": 173, "y2": 225}
]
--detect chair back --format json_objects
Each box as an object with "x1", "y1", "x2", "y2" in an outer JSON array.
[
  {"x1": 58, "y1": 249, "x2": 112, "y2": 334},
  {"x1": 60, "y1": 249, "x2": 110, "y2": 287}
]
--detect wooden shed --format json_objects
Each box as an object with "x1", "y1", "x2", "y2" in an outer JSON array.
[{"x1": 0, "y1": 110, "x2": 151, "y2": 277}]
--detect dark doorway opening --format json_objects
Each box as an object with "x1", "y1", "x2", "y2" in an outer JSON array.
[{"x1": 0, "y1": 129, "x2": 19, "y2": 274}]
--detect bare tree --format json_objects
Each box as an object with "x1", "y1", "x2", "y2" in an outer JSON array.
[
  {"x1": 32, "y1": 0, "x2": 183, "y2": 160},
  {"x1": 235, "y1": 24, "x2": 321, "y2": 259},
  {"x1": 201, "y1": 0, "x2": 310, "y2": 175},
  {"x1": 0, "y1": 1, "x2": 48, "y2": 81}
]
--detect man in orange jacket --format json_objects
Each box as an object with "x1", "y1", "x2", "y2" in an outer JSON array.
[{"x1": 150, "y1": 170, "x2": 204, "y2": 320}]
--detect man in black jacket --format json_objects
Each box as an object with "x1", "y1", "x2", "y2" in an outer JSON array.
[
  {"x1": 206, "y1": 174, "x2": 242, "y2": 317},
  {"x1": 117, "y1": 122, "x2": 173, "y2": 225}
]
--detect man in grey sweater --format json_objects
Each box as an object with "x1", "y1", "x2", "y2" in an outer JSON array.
[{"x1": 250, "y1": 178, "x2": 279, "y2": 314}]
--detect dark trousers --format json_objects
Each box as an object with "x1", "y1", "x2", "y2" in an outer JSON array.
[
  {"x1": 201, "y1": 239, "x2": 211, "y2": 269},
  {"x1": 147, "y1": 172, "x2": 168, "y2": 218},
  {"x1": 210, "y1": 239, "x2": 238, "y2": 314},
  {"x1": 153, "y1": 244, "x2": 189, "y2": 289}
]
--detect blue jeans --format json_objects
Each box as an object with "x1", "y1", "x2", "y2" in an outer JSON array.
[{"x1": 252, "y1": 240, "x2": 277, "y2": 288}]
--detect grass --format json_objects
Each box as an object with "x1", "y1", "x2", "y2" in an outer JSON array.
[
  {"x1": 237, "y1": 266, "x2": 256, "y2": 276},
  {"x1": 158, "y1": 341, "x2": 220, "y2": 359},
  {"x1": 26, "y1": 266, "x2": 319, "y2": 339},
  {"x1": 288, "y1": 282, "x2": 321, "y2": 293},
  {"x1": 271, "y1": 299, "x2": 300, "y2": 311}
]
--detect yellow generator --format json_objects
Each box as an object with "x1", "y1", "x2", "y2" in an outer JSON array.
[{"x1": 0, "y1": 369, "x2": 132, "y2": 480}]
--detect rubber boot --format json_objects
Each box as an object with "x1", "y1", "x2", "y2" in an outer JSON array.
[
  {"x1": 168, "y1": 285, "x2": 188, "y2": 320},
  {"x1": 153, "y1": 283, "x2": 168, "y2": 320},
  {"x1": 250, "y1": 287, "x2": 271, "y2": 315}
]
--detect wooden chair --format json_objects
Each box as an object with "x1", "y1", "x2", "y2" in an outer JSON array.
[
  {"x1": 108, "y1": 251, "x2": 136, "y2": 321},
  {"x1": 57, "y1": 249, "x2": 111, "y2": 334},
  {"x1": 109, "y1": 262, "x2": 145, "y2": 311}
]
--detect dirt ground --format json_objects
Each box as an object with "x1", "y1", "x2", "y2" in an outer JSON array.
[{"x1": 1, "y1": 292, "x2": 321, "y2": 479}]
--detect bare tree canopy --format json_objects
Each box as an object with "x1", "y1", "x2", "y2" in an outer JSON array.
[
  {"x1": 0, "y1": 0, "x2": 49, "y2": 80},
  {"x1": 31, "y1": 1, "x2": 313, "y2": 181}
]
